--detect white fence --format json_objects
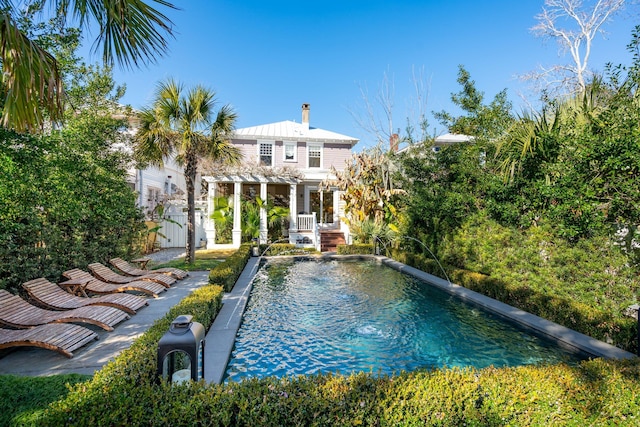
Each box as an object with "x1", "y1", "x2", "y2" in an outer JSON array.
[{"x1": 158, "y1": 206, "x2": 207, "y2": 249}]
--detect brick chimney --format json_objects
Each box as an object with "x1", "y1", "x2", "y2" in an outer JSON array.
[
  {"x1": 390, "y1": 133, "x2": 399, "y2": 152},
  {"x1": 301, "y1": 103, "x2": 310, "y2": 130}
]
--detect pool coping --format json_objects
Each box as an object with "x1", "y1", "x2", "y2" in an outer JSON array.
[
  {"x1": 204, "y1": 254, "x2": 636, "y2": 384},
  {"x1": 376, "y1": 256, "x2": 637, "y2": 361}
]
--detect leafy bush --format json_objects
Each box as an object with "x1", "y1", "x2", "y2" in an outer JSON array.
[
  {"x1": 208, "y1": 244, "x2": 252, "y2": 291},
  {"x1": 258, "y1": 243, "x2": 316, "y2": 256},
  {"x1": 0, "y1": 123, "x2": 144, "y2": 292},
  {"x1": 337, "y1": 244, "x2": 374, "y2": 255},
  {"x1": 37, "y1": 358, "x2": 640, "y2": 426}
]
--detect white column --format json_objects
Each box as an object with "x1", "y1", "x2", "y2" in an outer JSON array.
[
  {"x1": 259, "y1": 182, "x2": 268, "y2": 244},
  {"x1": 232, "y1": 181, "x2": 242, "y2": 247},
  {"x1": 288, "y1": 183, "x2": 298, "y2": 234},
  {"x1": 205, "y1": 180, "x2": 217, "y2": 249}
]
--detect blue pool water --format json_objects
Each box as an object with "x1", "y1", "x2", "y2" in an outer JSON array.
[{"x1": 224, "y1": 259, "x2": 586, "y2": 382}]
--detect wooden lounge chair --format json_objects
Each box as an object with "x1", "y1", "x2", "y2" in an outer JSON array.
[
  {"x1": 0, "y1": 290, "x2": 129, "y2": 332},
  {"x1": 63, "y1": 269, "x2": 166, "y2": 298},
  {"x1": 110, "y1": 257, "x2": 188, "y2": 280},
  {"x1": 88, "y1": 263, "x2": 175, "y2": 288},
  {"x1": 0, "y1": 323, "x2": 98, "y2": 358},
  {"x1": 23, "y1": 278, "x2": 148, "y2": 315}
]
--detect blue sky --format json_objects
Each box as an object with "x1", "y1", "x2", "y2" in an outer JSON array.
[{"x1": 85, "y1": 1, "x2": 639, "y2": 150}]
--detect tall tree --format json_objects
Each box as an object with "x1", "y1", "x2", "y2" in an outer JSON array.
[
  {"x1": 0, "y1": 0, "x2": 177, "y2": 132},
  {"x1": 527, "y1": 0, "x2": 625, "y2": 95},
  {"x1": 434, "y1": 65, "x2": 514, "y2": 141},
  {"x1": 134, "y1": 79, "x2": 242, "y2": 264}
]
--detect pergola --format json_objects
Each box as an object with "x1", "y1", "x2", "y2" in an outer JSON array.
[{"x1": 203, "y1": 174, "x2": 301, "y2": 247}]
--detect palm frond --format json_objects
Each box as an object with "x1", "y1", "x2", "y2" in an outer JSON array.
[
  {"x1": 67, "y1": 0, "x2": 178, "y2": 69},
  {"x1": 133, "y1": 106, "x2": 174, "y2": 167},
  {"x1": 0, "y1": 12, "x2": 63, "y2": 131}
]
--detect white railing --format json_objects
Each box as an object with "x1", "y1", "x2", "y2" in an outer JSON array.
[{"x1": 297, "y1": 213, "x2": 316, "y2": 231}]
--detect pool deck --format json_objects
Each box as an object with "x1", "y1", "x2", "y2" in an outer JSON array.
[{"x1": 204, "y1": 256, "x2": 261, "y2": 384}]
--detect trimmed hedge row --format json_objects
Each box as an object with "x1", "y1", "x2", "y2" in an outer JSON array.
[
  {"x1": 336, "y1": 243, "x2": 374, "y2": 255},
  {"x1": 40, "y1": 358, "x2": 640, "y2": 426},
  {"x1": 208, "y1": 244, "x2": 252, "y2": 291},
  {"x1": 256, "y1": 243, "x2": 317, "y2": 257},
  {"x1": 390, "y1": 249, "x2": 638, "y2": 353}
]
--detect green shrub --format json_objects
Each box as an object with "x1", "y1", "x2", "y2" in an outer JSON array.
[
  {"x1": 38, "y1": 358, "x2": 640, "y2": 426},
  {"x1": 0, "y1": 127, "x2": 144, "y2": 292},
  {"x1": 337, "y1": 244, "x2": 374, "y2": 255},
  {"x1": 208, "y1": 244, "x2": 252, "y2": 291},
  {"x1": 258, "y1": 243, "x2": 316, "y2": 256}
]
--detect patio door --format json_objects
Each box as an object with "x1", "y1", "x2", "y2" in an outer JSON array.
[{"x1": 309, "y1": 190, "x2": 334, "y2": 225}]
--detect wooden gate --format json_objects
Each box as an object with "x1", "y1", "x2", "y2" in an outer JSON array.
[{"x1": 158, "y1": 209, "x2": 207, "y2": 249}]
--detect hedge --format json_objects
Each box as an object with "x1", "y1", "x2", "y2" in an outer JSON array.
[
  {"x1": 38, "y1": 358, "x2": 640, "y2": 426},
  {"x1": 336, "y1": 243, "x2": 374, "y2": 255},
  {"x1": 256, "y1": 243, "x2": 317, "y2": 257},
  {"x1": 208, "y1": 244, "x2": 252, "y2": 291}
]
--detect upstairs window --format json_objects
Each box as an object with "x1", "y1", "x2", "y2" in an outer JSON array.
[
  {"x1": 308, "y1": 143, "x2": 322, "y2": 168},
  {"x1": 258, "y1": 141, "x2": 274, "y2": 166},
  {"x1": 283, "y1": 141, "x2": 297, "y2": 162}
]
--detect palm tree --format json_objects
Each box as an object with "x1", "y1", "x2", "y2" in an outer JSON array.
[
  {"x1": 0, "y1": 0, "x2": 177, "y2": 132},
  {"x1": 496, "y1": 78, "x2": 609, "y2": 183},
  {"x1": 134, "y1": 79, "x2": 242, "y2": 263}
]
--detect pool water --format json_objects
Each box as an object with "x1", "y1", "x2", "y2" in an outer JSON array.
[{"x1": 224, "y1": 259, "x2": 586, "y2": 382}]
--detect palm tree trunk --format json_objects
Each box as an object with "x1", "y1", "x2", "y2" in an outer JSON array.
[{"x1": 185, "y1": 153, "x2": 198, "y2": 264}]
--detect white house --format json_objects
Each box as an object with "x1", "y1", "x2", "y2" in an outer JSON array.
[{"x1": 203, "y1": 103, "x2": 359, "y2": 251}]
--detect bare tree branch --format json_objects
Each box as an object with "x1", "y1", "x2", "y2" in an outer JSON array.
[
  {"x1": 525, "y1": 0, "x2": 625, "y2": 96},
  {"x1": 347, "y1": 67, "x2": 431, "y2": 150}
]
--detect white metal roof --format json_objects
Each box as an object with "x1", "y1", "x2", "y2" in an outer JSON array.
[
  {"x1": 232, "y1": 120, "x2": 359, "y2": 146},
  {"x1": 434, "y1": 133, "x2": 474, "y2": 144}
]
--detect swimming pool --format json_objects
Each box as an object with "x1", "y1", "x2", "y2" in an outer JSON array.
[{"x1": 224, "y1": 258, "x2": 587, "y2": 382}]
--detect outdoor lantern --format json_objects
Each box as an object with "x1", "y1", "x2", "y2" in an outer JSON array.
[{"x1": 157, "y1": 315, "x2": 205, "y2": 384}]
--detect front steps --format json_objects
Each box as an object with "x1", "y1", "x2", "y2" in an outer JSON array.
[{"x1": 320, "y1": 230, "x2": 345, "y2": 252}]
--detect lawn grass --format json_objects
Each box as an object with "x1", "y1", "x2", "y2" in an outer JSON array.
[
  {"x1": 0, "y1": 374, "x2": 91, "y2": 426},
  {"x1": 148, "y1": 249, "x2": 234, "y2": 271}
]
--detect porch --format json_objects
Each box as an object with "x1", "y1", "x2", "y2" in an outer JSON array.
[{"x1": 203, "y1": 174, "x2": 344, "y2": 251}]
